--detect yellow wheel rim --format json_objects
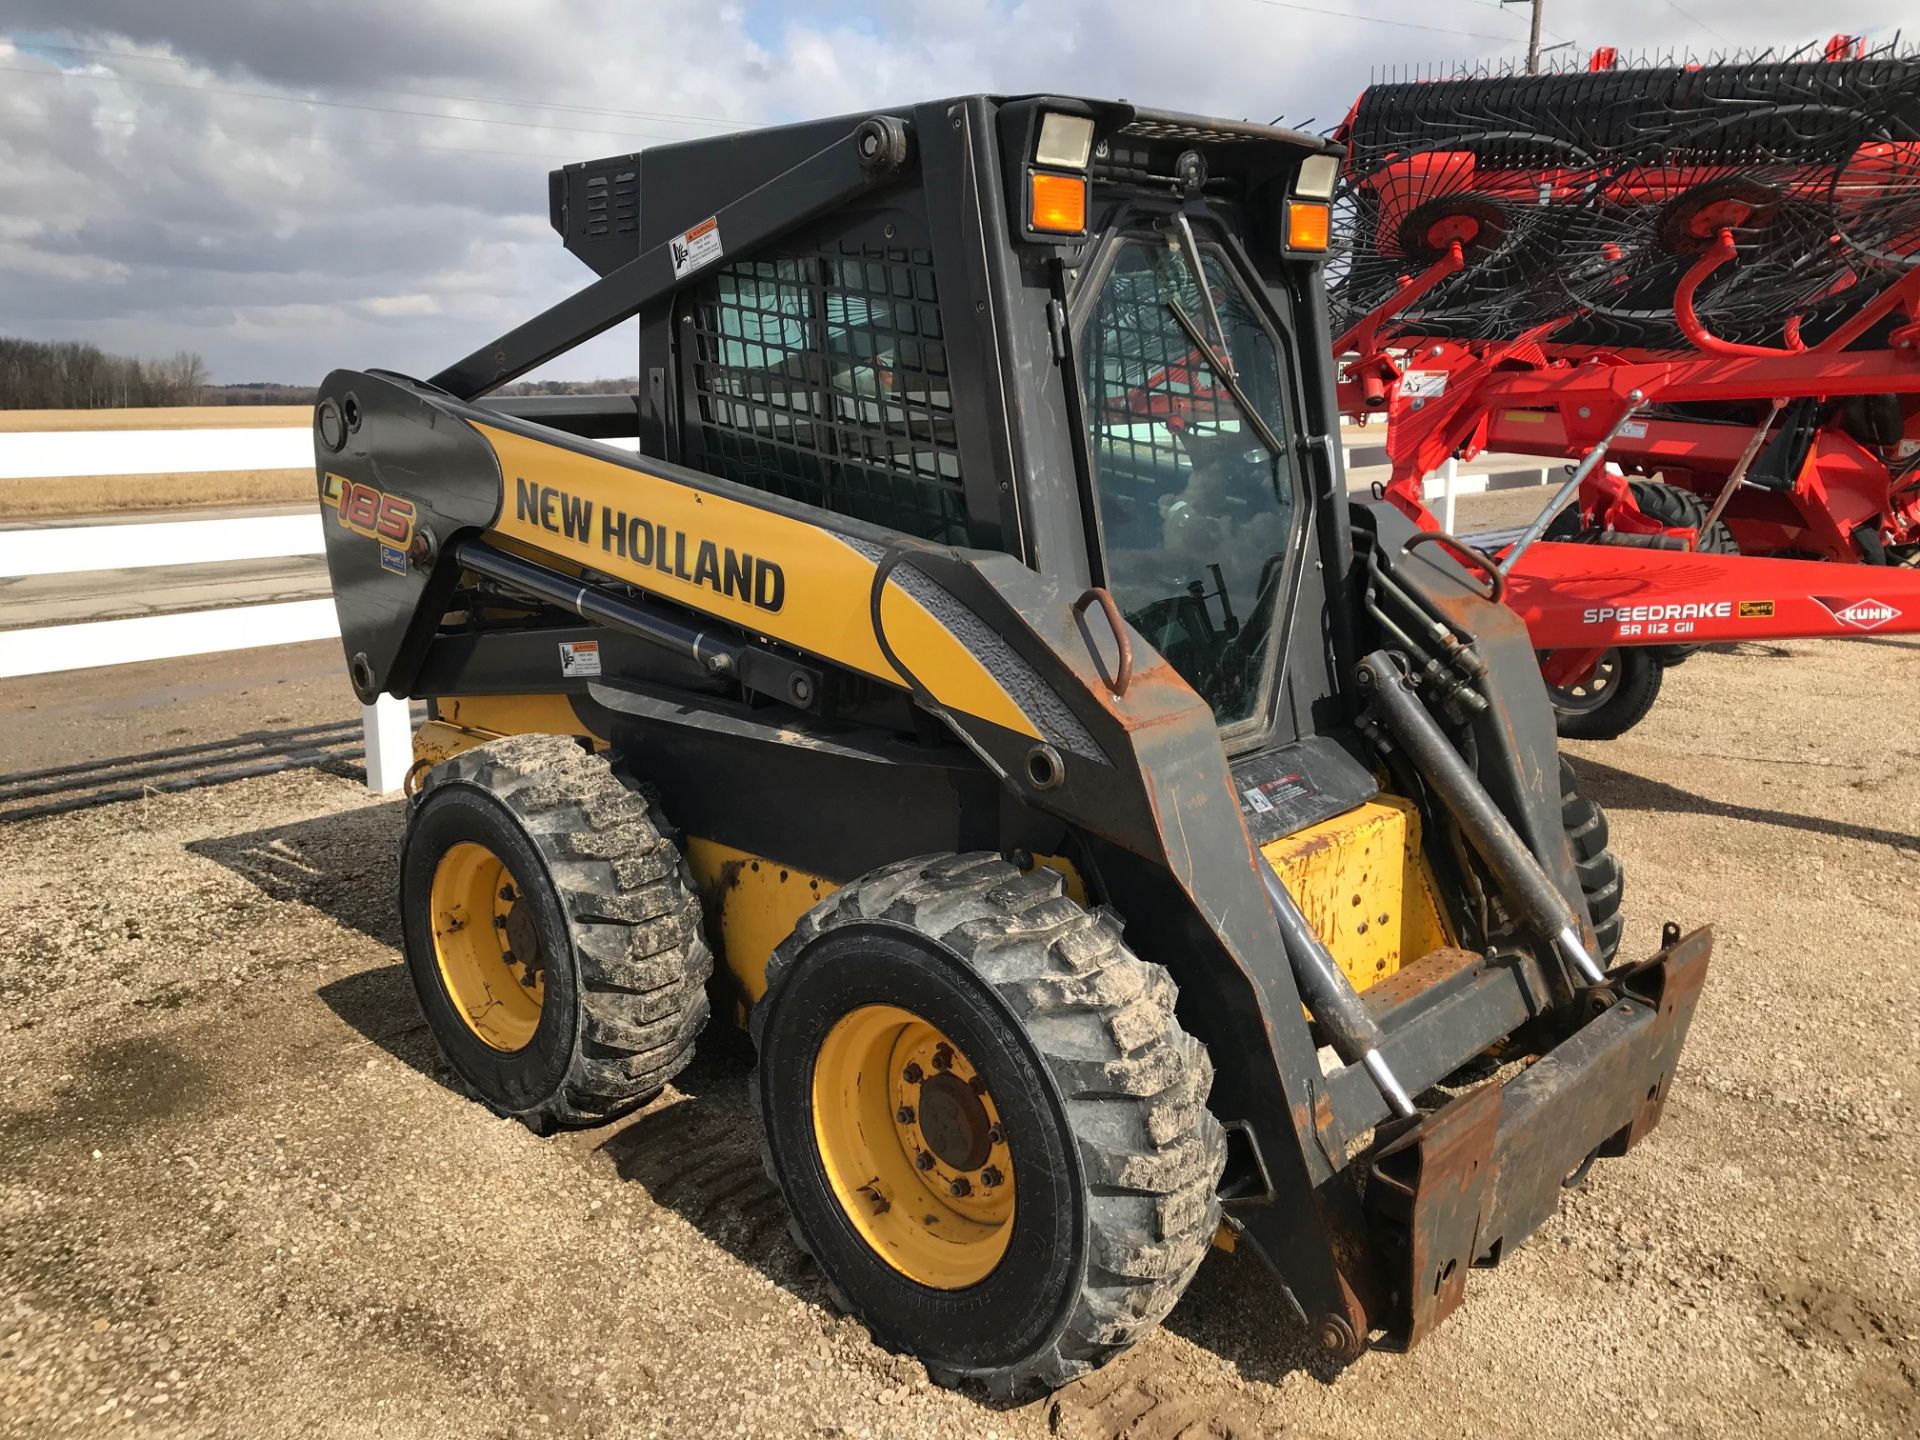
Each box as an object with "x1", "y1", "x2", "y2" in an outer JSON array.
[
  {"x1": 811, "y1": 1005, "x2": 1015, "y2": 1289},
  {"x1": 430, "y1": 841, "x2": 546, "y2": 1052}
]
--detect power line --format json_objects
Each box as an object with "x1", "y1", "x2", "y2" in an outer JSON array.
[
  {"x1": 1660, "y1": 1, "x2": 1733, "y2": 45},
  {"x1": 1240, "y1": 0, "x2": 1520, "y2": 40},
  {"x1": 3, "y1": 37, "x2": 750, "y2": 130},
  {"x1": 0, "y1": 60, "x2": 714, "y2": 144},
  {"x1": 1434, "y1": 0, "x2": 1575, "y2": 43},
  {"x1": 0, "y1": 105, "x2": 588, "y2": 163},
  {"x1": 1498, "y1": 0, "x2": 1545, "y2": 72}
]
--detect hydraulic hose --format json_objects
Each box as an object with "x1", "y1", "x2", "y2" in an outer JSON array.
[
  {"x1": 453, "y1": 538, "x2": 742, "y2": 676},
  {"x1": 1257, "y1": 858, "x2": 1417, "y2": 1118},
  {"x1": 1355, "y1": 649, "x2": 1607, "y2": 987}
]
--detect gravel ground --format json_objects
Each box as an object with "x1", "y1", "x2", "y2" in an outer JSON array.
[{"x1": 1, "y1": 627, "x2": 1916, "y2": 1438}]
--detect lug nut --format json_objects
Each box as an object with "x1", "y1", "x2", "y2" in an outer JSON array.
[
  {"x1": 902, "y1": 1063, "x2": 923, "y2": 1085},
  {"x1": 931, "y1": 1045, "x2": 953, "y2": 1071},
  {"x1": 499, "y1": 885, "x2": 516, "y2": 902},
  {"x1": 987, "y1": 1127, "x2": 1004, "y2": 1146},
  {"x1": 896, "y1": 1106, "x2": 915, "y2": 1125},
  {"x1": 493, "y1": 915, "x2": 508, "y2": 929},
  {"x1": 980, "y1": 1166, "x2": 1003, "y2": 1188},
  {"x1": 915, "y1": 1151, "x2": 935, "y2": 1172},
  {"x1": 969, "y1": 1075, "x2": 988, "y2": 1095},
  {"x1": 948, "y1": 1177, "x2": 972, "y2": 1198}
]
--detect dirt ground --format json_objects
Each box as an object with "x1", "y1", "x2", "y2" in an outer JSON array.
[
  {"x1": 0, "y1": 473, "x2": 312, "y2": 523},
  {"x1": 0, "y1": 406, "x2": 309, "y2": 519},
  {"x1": 0, "y1": 410, "x2": 309, "y2": 434},
  {"x1": 1, "y1": 633, "x2": 1916, "y2": 1437}
]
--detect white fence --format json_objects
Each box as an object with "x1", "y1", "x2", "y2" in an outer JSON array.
[
  {"x1": 0, "y1": 426, "x2": 412, "y2": 792},
  {"x1": 0, "y1": 416, "x2": 1551, "y2": 801},
  {"x1": 0, "y1": 427, "x2": 313, "y2": 479}
]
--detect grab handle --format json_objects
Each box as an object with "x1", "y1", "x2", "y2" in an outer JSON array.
[
  {"x1": 1405, "y1": 530, "x2": 1507, "y2": 605},
  {"x1": 1072, "y1": 587, "x2": 1134, "y2": 697}
]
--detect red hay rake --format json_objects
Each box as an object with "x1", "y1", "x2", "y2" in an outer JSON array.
[{"x1": 1326, "y1": 43, "x2": 1920, "y2": 735}]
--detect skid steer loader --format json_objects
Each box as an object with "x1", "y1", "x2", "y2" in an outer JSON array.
[{"x1": 314, "y1": 94, "x2": 1711, "y2": 1397}]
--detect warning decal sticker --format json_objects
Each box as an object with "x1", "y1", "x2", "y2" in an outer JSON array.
[
  {"x1": 559, "y1": 640, "x2": 603, "y2": 677},
  {"x1": 669, "y1": 216, "x2": 723, "y2": 278},
  {"x1": 1240, "y1": 771, "x2": 1316, "y2": 816}
]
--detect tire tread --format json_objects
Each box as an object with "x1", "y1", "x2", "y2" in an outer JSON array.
[
  {"x1": 414, "y1": 734, "x2": 712, "y2": 1129},
  {"x1": 1559, "y1": 757, "x2": 1625, "y2": 963},
  {"x1": 749, "y1": 853, "x2": 1226, "y2": 1400}
]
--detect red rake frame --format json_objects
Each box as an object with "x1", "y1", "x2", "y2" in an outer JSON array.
[
  {"x1": 1324, "y1": 49, "x2": 1920, "y2": 708},
  {"x1": 1334, "y1": 253, "x2": 1920, "y2": 693}
]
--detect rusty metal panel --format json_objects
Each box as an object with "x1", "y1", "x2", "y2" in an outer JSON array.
[
  {"x1": 1605, "y1": 927, "x2": 1713, "y2": 1153},
  {"x1": 1365, "y1": 1081, "x2": 1502, "y2": 1346},
  {"x1": 1477, "y1": 926, "x2": 1711, "y2": 1254},
  {"x1": 1365, "y1": 925, "x2": 1713, "y2": 1349},
  {"x1": 1262, "y1": 794, "x2": 1452, "y2": 994}
]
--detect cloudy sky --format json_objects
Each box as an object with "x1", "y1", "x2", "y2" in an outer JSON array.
[{"x1": 1, "y1": 0, "x2": 1911, "y2": 384}]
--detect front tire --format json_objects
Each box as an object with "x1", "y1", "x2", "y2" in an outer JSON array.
[
  {"x1": 750, "y1": 854, "x2": 1224, "y2": 1398},
  {"x1": 1560, "y1": 757, "x2": 1624, "y2": 964},
  {"x1": 399, "y1": 734, "x2": 712, "y2": 1131}
]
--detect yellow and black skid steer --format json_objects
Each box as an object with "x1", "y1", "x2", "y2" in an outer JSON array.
[{"x1": 313, "y1": 94, "x2": 1711, "y2": 1397}]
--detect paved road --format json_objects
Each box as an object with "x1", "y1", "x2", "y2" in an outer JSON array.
[{"x1": 2, "y1": 557, "x2": 329, "y2": 631}]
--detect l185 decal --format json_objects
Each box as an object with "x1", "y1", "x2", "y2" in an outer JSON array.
[{"x1": 321, "y1": 472, "x2": 417, "y2": 548}]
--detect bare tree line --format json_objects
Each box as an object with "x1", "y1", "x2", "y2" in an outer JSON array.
[
  {"x1": 1, "y1": 334, "x2": 643, "y2": 410},
  {"x1": 0, "y1": 336, "x2": 209, "y2": 410}
]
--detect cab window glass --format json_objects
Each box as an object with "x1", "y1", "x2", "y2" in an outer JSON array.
[{"x1": 1079, "y1": 240, "x2": 1298, "y2": 726}]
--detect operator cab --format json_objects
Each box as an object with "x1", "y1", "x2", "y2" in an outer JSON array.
[{"x1": 544, "y1": 95, "x2": 1347, "y2": 752}]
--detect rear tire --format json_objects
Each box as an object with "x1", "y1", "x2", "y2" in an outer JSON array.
[
  {"x1": 1625, "y1": 482, "x2": 1736, "y2": 663},
  {"x1": 399, "y1": 734, "x2": 712, "y2": 1130},
  {"x1": 1546, "y1": 647, "x2": 1663, "y2": 740},
  {"x1": 1559, "y1": 757, "x2": 1624, "y2": 964},
  {"x1": 750, "y1": 854, "x2": 1224, "y2": 1399},
  {"x1": 1544, "y1": 479, "x2": 1737, "y2": 666}
]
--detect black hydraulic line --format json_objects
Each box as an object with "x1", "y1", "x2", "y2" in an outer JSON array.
[
  {"x1": 431, "y1": 116, "x2": 912, "y2": 398},
  {"x1": 1257, "y1": 859, "x2": 1416, "y2": 1118},
  {"x1": 451, "y1": 539, "x2": 744, "y2": 676},
  {"x1": 1354, "y1": 649, "x2": 1607, "y2": 985}
]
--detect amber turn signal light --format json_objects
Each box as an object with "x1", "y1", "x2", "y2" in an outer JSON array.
[
  {"x1": 1029, "y1": 172, "x2": 1088, "y2": 234},
  {"x1": 1286, "y1": 200, "x2": 1331, "y2": 252}
]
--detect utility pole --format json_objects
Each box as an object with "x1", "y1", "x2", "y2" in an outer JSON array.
[{"x1": 1499, "y1": 0, "x2": 1545, "y2": 73}]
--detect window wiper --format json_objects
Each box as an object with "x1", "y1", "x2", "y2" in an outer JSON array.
[
  {"x1": 1167, "y1": 215, "x2": 1235, "y2": 379},
  {"x1": 1162, "y1": 295, "x2": 1285, "y2": 461}
]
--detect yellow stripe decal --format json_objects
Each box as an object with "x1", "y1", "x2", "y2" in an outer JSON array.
[{"x1": 475, "y1": 424, "x2": 1040, "y2": 739}]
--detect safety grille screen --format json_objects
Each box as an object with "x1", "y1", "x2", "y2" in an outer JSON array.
[{"x1": 685, "y1": 242, "x2": 966, "y2": 543}]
